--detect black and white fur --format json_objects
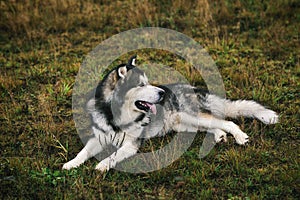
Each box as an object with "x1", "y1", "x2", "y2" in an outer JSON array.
[{"x1": 63, "y1": 56, "x2": 278, "y2": 171}]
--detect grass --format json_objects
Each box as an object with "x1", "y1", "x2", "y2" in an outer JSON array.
[{"x1": 0, "y1": 0, "x2": 299, "y2": 199}]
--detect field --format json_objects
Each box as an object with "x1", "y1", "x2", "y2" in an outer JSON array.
[{"x1": 0, "y1": 0, "x2": 299, "y2": 199}]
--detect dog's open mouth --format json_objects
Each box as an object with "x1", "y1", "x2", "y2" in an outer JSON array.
[{"x1": 135, "y1": 101, "x2": 157, "y2": 115}]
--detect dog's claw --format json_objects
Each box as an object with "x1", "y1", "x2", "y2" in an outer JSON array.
[
  {"x1": 235, "y1": 135, "x2": 249, "y2": 145},
  {"x1": 255, "y1": 110, "x2": 279, "y2": 124},
  {"x1": 212, "y1": 129, "x2": 227, "y2": 143}
]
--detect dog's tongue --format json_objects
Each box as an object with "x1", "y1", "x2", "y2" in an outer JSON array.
[{"x1": 146, "y1": 103, "x2": 157, "y2": 115}]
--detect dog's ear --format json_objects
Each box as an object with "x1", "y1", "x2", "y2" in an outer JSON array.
[
  {"x1": 127, "y1": 55, "x2": 137, "y2": 66},
  {"x1": 117, "y1": 66, "x2": 127, "y2": 79},
  {"x1": 117, "y1": 55, "x2": 137, "y2": 79}
]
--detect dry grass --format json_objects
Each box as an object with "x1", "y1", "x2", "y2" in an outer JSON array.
[
  {"x1": 1, "y1": 0, "x2": 299, "y2": 199},
  {"x1": 0, "y1": 0, "x2": 216, "y2": 41}
]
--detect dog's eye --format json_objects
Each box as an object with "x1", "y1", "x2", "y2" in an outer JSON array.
[{"x1": 139, "y1": 83, "x2": 145, "y2": 87}]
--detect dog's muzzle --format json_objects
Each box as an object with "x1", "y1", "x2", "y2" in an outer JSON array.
[{"x1": 135, "y1": 89, "x2": 165, "y2": 115}]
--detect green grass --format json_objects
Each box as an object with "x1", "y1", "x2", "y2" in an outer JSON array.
[{"x1": 1, "y1": 0, "x2": 299, "y2": 199}]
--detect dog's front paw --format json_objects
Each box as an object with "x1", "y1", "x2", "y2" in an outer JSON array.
[
  {"x1": 255, "y1": 109, "x2": 279, "y2": 124},
  {"x1": 95, "y1": 161, "x2": 110, "y2": 172},
  {"x1": 62, "y1": 161, "x2": 79, "y2": 170}
]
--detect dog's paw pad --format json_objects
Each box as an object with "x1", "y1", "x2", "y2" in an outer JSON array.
[{"x1": 255, "y1": 110, "x2": 279, "y2": 124}]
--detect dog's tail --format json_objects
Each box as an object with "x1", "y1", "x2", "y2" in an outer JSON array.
[{"x1": 204, "y1": 94, "x2": 279, "y2": 124}]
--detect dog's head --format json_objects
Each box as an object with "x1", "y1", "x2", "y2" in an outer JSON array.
[{"x1": 98, "y1": 56, "x2": 165, "y2": 126}]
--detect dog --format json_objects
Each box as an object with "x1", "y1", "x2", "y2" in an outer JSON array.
[{"x1": 63, "y1": 56, "x2": 278, "y2": 171}]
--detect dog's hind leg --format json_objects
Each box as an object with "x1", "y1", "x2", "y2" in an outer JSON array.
[
  {"x1": 62, "y1": 135, "x2": 105, "y2": 170},
  {"x1": 207, "y1": 128, "x2": 227, "y2": 143},
  {"x1": 171, "y1": 112, "x2": 249, "y2": 145},
  {"x1": 204, "y1": 94, "x2": 278, "y2": 124}
]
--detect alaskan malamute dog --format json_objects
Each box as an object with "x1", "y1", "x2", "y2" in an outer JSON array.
[{"x1": 63, "y1": 56, "x2": 278, "y2": 171}]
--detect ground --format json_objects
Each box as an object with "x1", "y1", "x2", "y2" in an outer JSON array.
[{"x1": 0, "y1": 0, "x2": 299, "y2": 199}]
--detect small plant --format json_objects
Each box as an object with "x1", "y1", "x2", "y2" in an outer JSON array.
[{"x1": 31, "y1": 168, "x2": 66, "y2": 186}]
